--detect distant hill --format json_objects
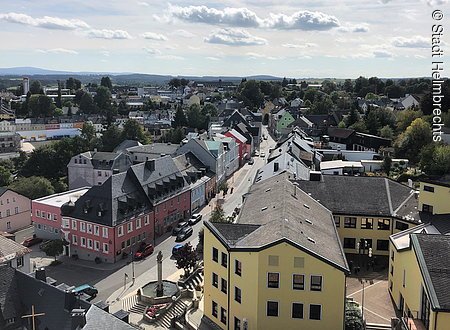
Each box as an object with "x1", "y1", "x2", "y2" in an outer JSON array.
[{"x1": 0, "y1": 67, "x2": 282, "y2": 84}]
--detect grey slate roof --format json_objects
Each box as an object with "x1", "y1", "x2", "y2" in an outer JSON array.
[
  {"x1": 0, "y1": 235, "x2": 31, "y2": 263},
  {"x1": 84, "y1": 305, "x2": 134, "y2": 330},
  {"x1": 208, "y1": 173, "x2": 349, "y2": 272},
  {"x1": 295, "y1": 175, "x2": 417, "y2": 219},
  {"x1": 411, "y1": 234, "x2": 450, "y2": 311},
  {"x1": 113, "y1": 139, "x2": 142, "y2": 152},
  {"x1": 0, "y1": 265, "x2": 22, "y2": 324}
]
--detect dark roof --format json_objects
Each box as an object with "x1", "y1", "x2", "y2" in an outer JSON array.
[
  {"x1": 327, "y1": 127, "x2": 355, "y2": 139},
  {"x1": 295, "y1": 175, "x2": 417, "y2": 219},
  {"x1": 421, "y1": 179, "x2": 450, "y2": 189},
  {"x1": 427, "y1": 214, "x2": 450, "y2": 234},
  {"x1": 208, "y1": 173, "x2": 348, "y2": 272},
  {"x1": 411, "y1": 234, "x2": 450, "y2": 311},
  {"x1": 0, "y1": 265, "x2": 22, "y2": 324},
  {"x1": 113, "y1": 140, "x2": 142, "y2": 152},
  {"x1": 84, "y1": 305, "x2": 133, "y2": 330},
  {"x1": 0, "y1": 187, "x2": 7, "y2": 197}
]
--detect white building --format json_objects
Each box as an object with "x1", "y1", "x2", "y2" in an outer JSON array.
[{"x1": 0, "y1": 235, "x2": 31, "y2": 274}]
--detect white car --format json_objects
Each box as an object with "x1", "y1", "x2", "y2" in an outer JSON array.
[
  {"x1": 188, "y1": 213, "x2": 203, "y2": 225},
  {"x1": 260, "y1": 152, "x2": 266, "y2": 157}
]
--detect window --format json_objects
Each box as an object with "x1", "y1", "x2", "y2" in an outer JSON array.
[
  {"x1": 333, "y1": 216, "x2": 340, "y2": 227},
  {"x1": 94, "y1": 241, "x2": 100, "y2": 251},
  {"x1": 221, "y1": 278, "x2": 227, "y2": 294},
  {"x1": 390, "y1": 265, "x2": 394, "y2": 275},
  {"x1": 220, "y1": 307, "x2": 227, "y2": 325},
  {"x1": 212, "y1": 247, "x2": 218, "y2": 262},
  {"x1": 80, "y1": 222, "x2": 86, "y2": 232},
  {"x1": 363, "y1": 239, "x2": 373, "y2": 249},
  {"x1": 234, "y1": 317, "x2": 241, "y2": 330},
  {"x1": 235, "y1": 287, "x2": 241, "y2": 303},
  {"x1": 102, "y1": 227, "x2": 108, "y2": 238},
  {"x1": 212, "y1": 273, "x2": 218, "y2": 288},
  {"x1": 221, "y1": 252, "x2": 227, "y2": 267},
  {"x1": 235, "y1": 259, "x2": 242, "y2": 276},
  {"x1": 292, "y1": 303, "x2": 304, "y2": 319},
  {"x1": 14, "y1": 207, "x2": 19, "y2": 214},
  {"x1": 377, "y1": 239, "x2": 389, "y2": 251},
  {"x1": 136, "y1": 218, "x2": 142, "y2": 229},
  {"x1": 396, "y1": 222, "x2": 409, "y2": 231},
  {"x1": 6, "y1": 209, "x2": 10, "y2": 216},
  {"x1": 293, "y1": 274, "x2": 305, "y2": 290},
  {"x1": 62, "y1": 218, "x2": 70, "y2": 229},
  {"x1": 36, "y1": 210, "x2": 41, "y2": 217},
  {"x1": 118, "y1": 225, "x2": 124, "y2": 237},
  {"x1": 127, "y1": 222, "x2": 133, "y2": 233},
  {"x1": 268, "y1": 255, "x2": 279, "y2": 266},
  {"x1": 6, "y1": 199, "x2": 9, "y2": 204},
  {"x1": 422, "y1": 203, "x2": 434, "y2": 213},
  {"x1": 72, "y1": 220, "x2": 77, "y2": 230},
  {"x1": 310, "y1": 275, "x2": 322, "y2": 291},
  {"x1": 344, "y1": 238, "x2": 356, "y2": 249},
  {"x1": 103, "y1": 243, "x2": 109, "y2": 253},
  {"x1": 391, "y1": 250, "x2": 395, "y2": 261},
  {"x1": 72, "y1": 235, "x2": 77, "y2": 245},
  {"x1": 81, "y1": 237, "x2": 86, "y2": 247},
  {"x1": 344, "y1": 217, "x2": 357, "y2": 228},
  {"x1": 98, "y1": 171, "x2": 102, "y2": 176},
  {"x1": 16, "y1": 256, "x2": 24, "y2": 268},
  {"x1": 6, "y1": 221, "x2": 11, "y2": 230},
  {"x1": 212, "y1": 301, "x2": 218, "y2": 318},
  {"x1": 87, "y1": 224, "x2": 92, "y2": 234},
  {"x1": 53, "y1": 214, "x2": 57, "y2": 221},
  {"x1": 144, "y1": 215, "x2": 150, "y2": 225},
  {"x1": 268, "y1": 272, "x2": 279, "y2": 288},
  {"x1": 361, "y1": 218, "x2": 373, "y2": 229},
  {"x1": 267, "y1": 301, "x2": 278, "y2": 317},
  {"x1": 378, "y1": 219, "x2": 390, "y2": 230},
  {"x1": 12, "y1": 197, "x2": 15, "y2": 202},
  {"x1": 309, "y1": 304, "x2": 321, "y2": 320},
  {"x1": 423, "y1": 185, "x2": 435, "y2": 192},
  {"x1": 94, "y1": 225, "x2": 100, "y2": 236}
]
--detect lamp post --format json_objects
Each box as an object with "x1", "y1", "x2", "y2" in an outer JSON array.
[{"x1": 131, "y1": 246, "x2": 135, "y2": 285}]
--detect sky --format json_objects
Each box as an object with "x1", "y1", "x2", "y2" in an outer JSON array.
[{"x1": 0, "y1": 0, "x2": 448, "y2": 78}]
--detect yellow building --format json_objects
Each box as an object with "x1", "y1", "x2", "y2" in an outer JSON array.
[
  {"x1": 203, "y1": 173, "x2": 349, "y2": 330},
  {"x1": 389, "y1": 232, "x2": 450, "y2": 330},
  {"x1": 296, "y1": 175, "x2": 420, "y2": 258},
  {"x1": 418, "y1": 180, "x2": 450, "y2": 215}
]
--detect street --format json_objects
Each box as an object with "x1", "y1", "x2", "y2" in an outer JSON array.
[{"x1": 38, "y1": 126, "x2": 276, "y2": 306}]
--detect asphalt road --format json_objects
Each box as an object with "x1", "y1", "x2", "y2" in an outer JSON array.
[{"x1": 45, "y1": 126, "x2": 276, "y2": 304}]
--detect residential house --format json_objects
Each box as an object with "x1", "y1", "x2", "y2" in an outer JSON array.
[
  {"x1": 222, "y1": 110, "x2": 261, "y2": 153},
  {"x1": 0, "y1": 235, "x2": 31, "y2": 273},
  {"x1": 276, "y1": 110, "x2": 296, "y2": 136},
  {"x1": 214, "y1": 135, "x2": 239, "y2": 178},
  {"x1": 296, "y1": 175, "x2": 420, "y2": 257},
  {"x1": 32, "y1": 188, "x2": 89, "y2": 241},
  {"x1": 392, "y1": 94, "x2": 420, "y2": 110},
  {"x1": 0, "y1": 121, "x2": 15, "y2": 132},
  {"x1": 255, "y1": 151, "x2": 310, "y2": 184},
  {"x1": 203, "y1": 173, "x2": 349, "y2": 330},
  {"x1": 224, "y1": 129, "x2": 251, "y2": 165},
  {"x1": 124, "y1": 143, "x2": 180, "y2": 163},
  {"x1": 0, "y1": 188, "x2": 31, "y2": 233},
  {"x1": 67, "y1": 151, "x2": 133, "y2": 190},
  {"x1": 0, "y1": 132, "x2": 21, "y2": 153},
  {"x1": 418, "y1": 180, "x2": 450, "y2": 215},
  {"x1": 327, "y1": 127, "x2": 391, "y2": 152}
]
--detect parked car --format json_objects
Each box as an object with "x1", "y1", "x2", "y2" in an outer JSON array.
[
  {"x1": 172, "y1": 221, "x2": 189, "y2": 235},
  {"x1": 134, "y1": 243, "x2": 154, "y2": 260},
  {"x1": 260, "y1": 152, "x2": 266, "y2": 157},
  {"x1": 248, "y1": 158, "x2": 254, "y2": 165},
  {"x1": 72, "y1": 284, "x2": 98, "y2": 301},
  {"x1": 176, "y1": 226, "x2": 193, "y2": 242},
  {"x1": 172, "y1": 243, "x2": 184, "y2": 257},
  {"x1": 188, "y1": 213, "x2": 202, "y2": 225},
  {"x1": 22, "y1": 236, "x2": 43, "y2": 247}
]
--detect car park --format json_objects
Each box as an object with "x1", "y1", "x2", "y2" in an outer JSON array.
[
  {"x1": 188, "y1": 213, "x2": 202, "y2": 225},
  {"x1": 134, "y1": 243, "x2": 154, "y2": 260},
  {"x1": 172, "y1": 221, "x2": 189, "y2": 235},
  {"x1": 22, "y1": 236, "x2": 43, "y2": 247},
  {"x1": 176, "y1": 226, "x2": 193, "y2": 242},
  {"x1": 72, "y1": 284, "x2": 98, "y2": 301}
]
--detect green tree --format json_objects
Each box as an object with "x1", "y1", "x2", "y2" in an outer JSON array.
[
  {"x1": 338, "y1": 120, "x2": 346, "y2": 128},
  {"x1": 81, "y1": 122, "x2": 96, "y2": 142},
  {"x1": 346, "y1": 108, "x2": 359, "y2": 127},
  {"x1": 343, "y1": 79, "x2": 353, "y2": 93},
  {"x1": 30, "y1": 80, "x2": 42, "y2": 94},
  {"x1": 394, "y1": 118, "x2": 432, "y2": 163},
  {"x1": 41, "y1": 239, "x2": 65, "y2": 261},
  {"x1": 79, "y1": 92, "x2": 95, "y2": 114},
  {"x1": 311, "y1": 95, "x2": 333, "y2": 114},
  {"x1": 0, "y1": 166, "x2": 12, "y2": 186},
  {"x1": 281, "y1": 77, "x2": 288, "y2": 87},
  {"x1": 169, "y1": 78, "x2": 181, "y2": 89},
  {"x1": 28, "y1": 95, "x2": 55, "y2": 117},
  {"x1": 121, "y1": 119, "x2": 150, "y2": 144},
  {"x1": 364, "y1": 111, "x2": 380, "y2": 135},
  {"x1": 419, "y1": 143, "x2": 450, "y2": 176},
  {"x1": 321, "y1": 79, "x2": 336, "y2": 94},
  {"x1": 117, "y1": 100, "x2": 129, "y2": 115},
  {"x1": 350, "y1": 121, "x2": 368, "y2": 133},
  {"x1": 238, "y1": 80, "x2": 264, "y2": 110},
  {"x1": 380, "y1": 125, "x2": 394, "y2": 139},
  {"x1": 9, "y1": 176, "x2": 55, "y2": 199},
  {"x1": 101, "y1": 125, "x2": 123, "y2": 151},
  {"x1": 396, "y1": 109, "x2": 422, "y2": 132},
  {"x1": 210, "y1": 204, "x2": 226, "y2": 223},
  {"x1": 170, "y1": 127, "x2": 184, "y2": 144},
  {"x1": 94, "y1": 86, "x2": 112, "y2": 112},
  {"x1": 174, "y1": 243, "x2": 198, "y2": 277},
  {"x1": 186, "y1": 104, "x2": 205, "y2": 130},
  {"x1": 382, "y1": 156, "x2": 392, "y2": 175},
  {"x1": 66, "y1": 77, "x2": 81, "y2": 91},
  {"x1": 100, "y1": 76, "x2": 113, "y2": 90},
  {"x1": 173, "y1": 106, "x2": 187, "y2": 128}
]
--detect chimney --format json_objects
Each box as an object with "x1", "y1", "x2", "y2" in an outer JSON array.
[
  {"x1": 65, "y1": 290, "x2": 77, "y2": 311},
  {"x1": 71, "y1": 309, "x2": 86, "y2": 330},
  {"x1": 35, "y1": 267, "x2": 46, "y2": 282},
  {"x1": 94, "y1": 301, "x2": 109, "y2": 313}
]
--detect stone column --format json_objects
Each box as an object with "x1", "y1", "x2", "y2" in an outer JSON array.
[{"x1": 156, "y1": 251, "x2": 163, "y2": 296}]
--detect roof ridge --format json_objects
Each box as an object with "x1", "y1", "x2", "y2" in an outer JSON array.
[{"x1": 384, "y1": 178, "x2": 394, "y2": 215}]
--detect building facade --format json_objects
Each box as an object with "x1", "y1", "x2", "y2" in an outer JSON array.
[{"x1": 0, "y1": 188, "x2": 31, "y2": 233}]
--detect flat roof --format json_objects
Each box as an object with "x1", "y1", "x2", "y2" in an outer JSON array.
[
  {"x1": 34, "y1": 187, "x2": 89, "y2": 207},
  {"x1": 320, "y1": 160, "x2": 363, "y2": 170}
]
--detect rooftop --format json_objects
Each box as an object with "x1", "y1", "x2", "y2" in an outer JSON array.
[
  {"x1": 34, "y1": 187, "x2": 89, "y2": 207},
  {"x1": 0, "y1": 235, "x2": 31, "y2": 263}
]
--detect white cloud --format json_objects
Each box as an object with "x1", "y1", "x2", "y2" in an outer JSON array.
[
  {"x1": 141, "y1": 32, "x2": 168, "y2": 41},
  {"x1": 426, "y1": 0, "x2": 448, "y2": 6},
  {"x1": 246, "y1": 52, "x2": 281, "y2": 60},
  {"x1": 100, "y1": 50, "x2": 110, "y2": 57},
  {"x1": 206, "y1": 56, "x2": 221, "y2": 61},
  {"x1": 36, "y1": 48, "x2": 79, "y2": 54},
  {"x1": 137, "y1": 1, "x2": 149, "y2": 6},
  {"x1": 168, "y1": 5, "x2": 340, "y2": 31},
  {"x1": 373, "y1": 50, "x2": 394, "y2": 58},
  {"x1": 0, "y1": 12, "x2": 89, "y2": 30},
  {"x1": 87, "y1": 29, "x2": 132, "y2": 39},
  {"x1": 155, "y1": 54, "x2": 185, "y2": 60},
  {"x1": 338, "y1": 24, "x2": 369, "y2": 33},
  {"x1": 143, "y1": 47, "x2": 162, "y2": 55},
  {"x1": 204, "y1": 28, "x2": 267, "y2": 46},
  {"x1": 392, "y1": 36, "x2": 428, "y2": 48},
  {"x1": 282, "y1": 42, "x2": 317, "y2": 48},
  {"x1": 171, "y1": 29, "x2": 197, "y2": 38}
]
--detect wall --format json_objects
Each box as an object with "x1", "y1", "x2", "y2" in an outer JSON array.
[
  {"x1": 6, "y1": 253, "x2": 31, "y2": 274},
  {"x1": 0, "y1": 190, "x2": 31, "y2": 232},
  {"x1": 31, "y1": 201, "x2": 61, "y2": 240},
  {"x1": 154, "y1": 190, "x2": 191, "y2": 236},
  {"x1": 419, "y1": 182, "x2": 450, "y2": 215}
]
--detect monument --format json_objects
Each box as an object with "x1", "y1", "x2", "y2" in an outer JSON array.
[{"x1": 156, "y1": 251, "x2": 163, "y2": 296}]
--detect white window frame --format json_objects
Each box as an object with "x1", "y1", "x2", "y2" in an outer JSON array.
[
  {"x1": 81, "y1": 237, "x2": 86, "y2": 247},
  {"x1": 87, "y1": 224, "x2": 92, "y2": 234},
  {"x1": 72, "y1": 235, "x2": 78, "y2": 245},
  {"x1": 267, "y1": 272, "x2": 280, "y2": 289},
  {"x1": 144, "y1": 215, "x2": 150, "y2": 225},
  {"x1": 118, "y1": 225, "x2": 124, "y2": 237},
  {"x1": 136, "y1": 218, "x2": 142, "y2": 229},
  {"x1": 94, "y1": 241, "x2": 100, "y2": 251},
  {"x1": 291, "y1": 302, "x2": 304, "y2": 319},
  {"x1": 310, "y1": 274, "x2": 323, "y2": 292},
  {"x1": 103, "y1": 243, "x2": 109, "y2": 254},
  {"x1": 94, "y1": 225, "x2": 100, "y2": 236},
  {"x1": 87, "y1": 239, "x2": 93, "y2": 249},
  {"x1": 80, "y1": 222, "x2": 86, "y2": 232},
  {"x1": 72, "y1": 220, "x2": 77, "y2": 230},
  {"x1": 62, "y1": 218, "x2": 70, "y2": 229},
  {"x1": 102, "y1": 227, "x2": 108, "y2": 238},
  {"x1": 128, "y1": 222, "x2": 133, "y2": 233},
  {"x1": 14, "y1": 207, "x2": 19, "y2": 214},
  {"x1": 16, "y1": 256, "x2": 24, "y2": 268}
]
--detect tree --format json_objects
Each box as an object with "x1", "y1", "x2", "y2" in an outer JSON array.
[
  {"x1": 346, "y1": 108, "x2": 359, "y2": 127},
  {"x1": 394, "y1": 118, "x2": 432, "y2": 163},
  {"x1": 173, "y1": 106, "x2": 187, "y2": 128},
  {"x1": 169, "y1": 78, "x2": 181, "y2": 89},
  {"x1": 345, "y1": 301, "x2": 364, "y2": 330},
  {"x1": 396, "y1": 109, "x2": 422, "y2": 132},
  {"x1": 186, "y1": 104, "x2": 205, "y2": 130},
  {"x1": 382, "y1": 156, "x2": 392, "y2": 175},
  {"x1": 41, "y1": 239, "x2": 65, "y2": 261},
  {"x1": 380, "y1": 125, "x2": 394, "y2": 139},
  {"x1": 28, "y1": 95, "x2": 55, "y2": 117},
  {"x1": 121, "y1": 119, "x2": 150, "y2": 144},
  {"x1": 9, "y1": 176, "x2": 55, "y2": 199},
  {"x1": 56, "y1": 84, "x2": 62, "y2": 109},
  {"x1": 79, "y1": 92, "x2": 95, "y2": 114},
  {"x1": 311, "y1": 95, "x2": 333, "y2": 114},
  {"x1": 100, "y1": 76, "x2": 113, "y2": 90},
  {"x1": 30, "y1": 80, "x2": 42, "y2": 94},
  {"x1": 94, "y1": 86, "x2": 112, "y2": 112},
  {"x1": 66, "y1": 77, "x2": 81, "y2": 91},
  {"x1": 0, "y1": 166, "x2": 11, "y2": 186},
  {"x1": 81, "y1": 122, "x2": 96, "y2": 142},
  {"x1": 174, "y1": 243, "x2": 198, "y2": 277},
  {"x1": 101, "y1": 125, "x2": 123, "y2": 151},
  {"x1": 117, "y1": 100, "x2": 129, "y2": 115},
  {"x1": 210, "y1": 204, "x2": 226, "y2": 223},
  {"x1": 338, "y1": 120, "x2": 346, "y2": 128},
  {"x1": 343, "y1": 79, "x2": 353, "y2": 93},
  {"x1": 350, "y1": 121, "x2": 368, "y2": 133},
  {"x1": 364, "y1": 110, "x2": 380, "y2": 135},
  {"x1": 419, "y1": 143, "x2": 450, "y2": 176},
  {"x1": 238, "y1": 80, "x2": 264, "y2": 110},
  {"x1": 201, "y1": 104, "x2": 218, "y2": 129},
  {"x1": 281, "y1": 77, "x2": 288, "y2": 87}
]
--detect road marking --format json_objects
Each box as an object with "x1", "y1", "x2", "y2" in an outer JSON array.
[
  {"x1": 363, "y1": 307, "x2": 391, "y2": 322},
  {"x1": 348, "y1": 280, "x2": 383, "y2": 297}
]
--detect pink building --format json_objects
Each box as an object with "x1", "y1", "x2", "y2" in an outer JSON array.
[
  {"x1": 225, "y1": 129, "x2": 250, "y2": 165},
  {"x1": 0, "y1": 188, "x2": 31, "y2": 233}
]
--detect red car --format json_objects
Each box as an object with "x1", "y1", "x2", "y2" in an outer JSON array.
[
  {"x1": 134, "y1": 243, "x2": 154, "y2": 260},
  {"x1": 22, "y1": 236, "x2": 43, "y2": 247}
]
